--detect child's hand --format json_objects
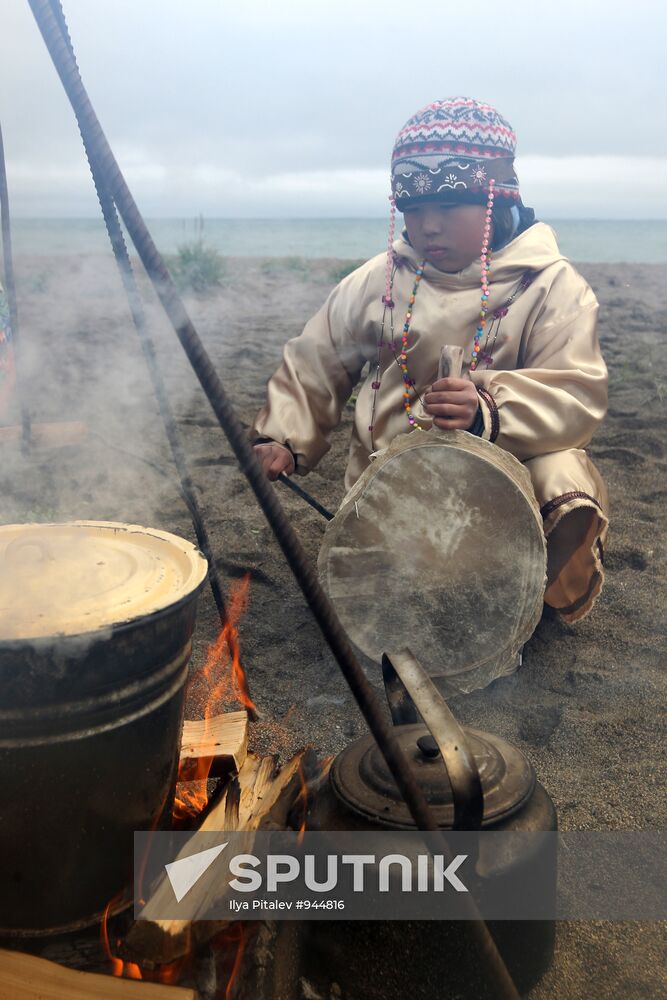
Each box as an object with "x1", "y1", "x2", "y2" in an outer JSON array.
[
  {"x1": 424, "y1": 377, "x2": 480, "y2": 431},
  {"x1": 253, "y1": 443, "x2": 296, "y2": 481}
]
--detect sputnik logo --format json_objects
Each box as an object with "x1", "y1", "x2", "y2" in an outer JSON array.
[
  {"x1": 162, "y1": 842, "x2": 470, "y2": 901},
  {"x1": 165, "y1": 843, "x2": 228, "y2": 902}
]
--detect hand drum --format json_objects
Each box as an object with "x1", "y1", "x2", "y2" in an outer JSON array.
[{"x1": 318, "y1": 429, "x2": 547, "y2": 694}]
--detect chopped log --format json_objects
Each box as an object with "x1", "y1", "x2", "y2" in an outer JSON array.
[
  {"x1": 179, "y1": 710, "x2": 248, "y2": 780},
  {"x1": 0, "y1": 947, "x2": 196, "y2": 999},
  {"x1": 0, "y1": 421, "x2": 87, "y2": 449},
  {"x1": 125, "y1": 749, "x2": 315, "y2": 967}
]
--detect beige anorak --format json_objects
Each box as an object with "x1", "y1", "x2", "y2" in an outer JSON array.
[{"x1": 252, "y1": 223, "x2": 609, "y2": 621}]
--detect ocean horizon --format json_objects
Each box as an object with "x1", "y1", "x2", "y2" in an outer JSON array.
[{"x1": 9, "y1": 217, "x2": 667, "y2": 264}]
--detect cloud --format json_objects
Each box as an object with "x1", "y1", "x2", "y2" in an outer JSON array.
[
  {"x1": 7, "y1": 153, "x2": 665, "y2": 219},
  {"x1": 517, "y1": 156, "x2": 667, "y2": 219},
  {"x1": 3, "y1": 0, "x2": 666, "y2": 218}
]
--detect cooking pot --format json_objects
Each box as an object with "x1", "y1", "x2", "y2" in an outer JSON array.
[{"x1": 0, "y1": 521, "x2": 208, "y2": 935}]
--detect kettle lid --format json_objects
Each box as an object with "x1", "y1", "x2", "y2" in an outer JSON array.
[{"x1": 331, "y1": 723, "x2": 535, "y2": 830}]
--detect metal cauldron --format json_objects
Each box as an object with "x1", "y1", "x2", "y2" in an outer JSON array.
[
  {"x1": 303, "y1": 650, "x2": 557, "y2": 998},
  {"x1": 0, "y1": 521, "x2": 208, "y2": 935}
]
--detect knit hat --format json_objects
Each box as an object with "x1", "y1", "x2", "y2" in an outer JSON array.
[{"x1": 391, "y1": 97, "x2": 520, "y2": 208}]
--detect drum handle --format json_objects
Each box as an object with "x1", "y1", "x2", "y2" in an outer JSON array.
[
  {"x1": 437, "y1": 344, "x2": 465, "y2": 381},
  {"x1": 382, "y1": 649, "x2": 484, "y2": 831}
]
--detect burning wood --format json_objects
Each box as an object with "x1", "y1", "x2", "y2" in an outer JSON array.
[
  {"x1": 179, "y1": 710, "x2": 249, "y2": 780},
  {"x1": 173, "y1": 574, "x2": 258, "y2": 824},
  {"x1": 0, "y1": 947, "x2": 196, "y2": 999},
  {"x1": 0, "y1": 569, "x2": 307, "y2": 995},
  {"x1": 125, "y1": 747, "x2": 317, "y2": 967}
]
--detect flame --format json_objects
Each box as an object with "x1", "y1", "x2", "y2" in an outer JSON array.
[
  {"x1": 100, "y1": 577, "x2": 259, "y2": 986},
  {"x1": 174, "y1": 573, "x2": 256, "y2": 822},
  {"x1": 101, "y1": 896, "x2": 142, "y2": 980},
  {"x1": 102, "y1": 894, "x2": 194, "y2": 984},
  {"x1": 226, "y1": 927, "x2": 247, "y2": 1000},
  {"x1": 211, "y1": 924, "x2": 248, "y2": 1000},
  {"x1": 198, "y1": 572, "x2": 256, "y2": 715},
  {"x1": 143, "y1": 941, "x2": 192, "y2": 987},
  {"x1": 296, "y1": 760, "x2": 308, "y2": 843},
  {"x1": 295, "y1": 754, "x2": 334, "y2": 843}
]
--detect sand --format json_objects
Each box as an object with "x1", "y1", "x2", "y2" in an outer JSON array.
[{"x1": 1, "y1": 252, "x2": 665, "y2": 998}]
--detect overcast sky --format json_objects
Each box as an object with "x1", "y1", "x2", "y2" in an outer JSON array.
[{"x1": 2, "y1": 0, "x2": 665, "y2": 218}]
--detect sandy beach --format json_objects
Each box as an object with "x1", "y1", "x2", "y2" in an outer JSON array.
[{"x1": 2, "y1": 251, "x2": 665, "y2": 998}]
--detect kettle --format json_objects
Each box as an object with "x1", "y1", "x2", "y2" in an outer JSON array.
[{"x1": 302, "y1": 649, "x2": 557, "y2": 998}]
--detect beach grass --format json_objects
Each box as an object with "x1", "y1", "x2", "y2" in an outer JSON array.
[{"x1": 169, "y1": 239, "x2": 226, "y2": 294}]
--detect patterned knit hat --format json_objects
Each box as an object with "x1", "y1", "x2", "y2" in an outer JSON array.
[{"x1": 391, "y1": 97, "x2": 520, "y2": 208}]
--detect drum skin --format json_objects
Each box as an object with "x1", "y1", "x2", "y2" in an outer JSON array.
[{"x1": 318, "y1": 429, "x2": 547, "y2": 693}]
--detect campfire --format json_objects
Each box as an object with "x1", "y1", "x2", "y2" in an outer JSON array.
[
  {"x1": 0, "y1": 563, "x2": 318, "y2": 999},
  {"x1": 174, "y1": 572, "x2": 257, "y2": 825}
]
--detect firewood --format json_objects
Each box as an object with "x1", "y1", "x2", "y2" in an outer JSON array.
[
  {"x1": 179, "y1": 710, "x2": 248, "y2": 779},
  {"x1": 0, "y1": 421, "x2": 87, "y2": 449},
  {"x1": 0, "y1": 947, "x2": 196, "y2": 999},
  {"x1": 124, "y1": 749, "x2": 314, "y2": 967}
]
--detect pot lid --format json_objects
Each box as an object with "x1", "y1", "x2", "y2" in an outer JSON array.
[
  {"x1": 0, "y1": 521, "x2": 208, "y2": 641},
  {"x1": 331, "y1": 724, "x2": 535, "y2": 830}
]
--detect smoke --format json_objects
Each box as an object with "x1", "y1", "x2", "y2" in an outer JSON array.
[{"x1": 0, "y1": 249, "x2": 210, "y2": 532}]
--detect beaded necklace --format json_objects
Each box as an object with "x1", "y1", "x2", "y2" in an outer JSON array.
[
  {"x1": 472, "y1": 179, "x2": 495, "y2": 371},
  {"x1": 370, "y1": 181, "x2": 498, "y2": 439},
  {"x1": 370, "y1": 262, "x2": 428, "y2": 446}
]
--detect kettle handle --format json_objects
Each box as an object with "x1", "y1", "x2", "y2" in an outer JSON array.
[{"x1": 382, "y1": 648, "x2": 484, "y2": 830}]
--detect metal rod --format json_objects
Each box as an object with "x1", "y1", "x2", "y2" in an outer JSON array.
[
  {"x1": 26, "y1": 5, "x2": 520, "y2": 995},
  {"x1": 44, "y1": 0, "x2": 257, "y2": 719},
  {"x1": 277, "y1": 473, "x2": 334, "y2": 521},
  {"x1": 27, "y1": 0, "x2": 452, "y2": 835},
  {"x1": 27, "y1": 0, "x2": 443, "y2": 836},
  {"x1": 0, "y1": 122, "x2": 31, "y2": 451}
]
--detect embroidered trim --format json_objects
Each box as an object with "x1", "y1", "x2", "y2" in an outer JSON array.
[
  {"x1": 540, "y1": 491, "x2": 603, "y2": 520},
  {"x1": 476, "y1": 386, "x2": 499, "y2": 441}
]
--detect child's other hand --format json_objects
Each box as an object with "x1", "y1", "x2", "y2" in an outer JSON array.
[
  {"x1": 424, "y1": 377, "x2": 479, "y2": 430},
  {"x1": 253, "y1": 443, "x2": 296, "y2": 481}
]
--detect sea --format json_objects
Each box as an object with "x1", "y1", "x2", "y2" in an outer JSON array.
[{"x1": 9, "y1": 217, "x2": 667, "y2": 264}]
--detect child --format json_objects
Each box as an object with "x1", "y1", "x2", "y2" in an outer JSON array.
[{"x1": 252, "y1": 97, "x2": 609, "y2": 623}]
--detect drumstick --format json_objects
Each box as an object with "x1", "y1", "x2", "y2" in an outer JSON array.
[{"x1": 277, "y1": 473, "x2": 335, "y2": 521}]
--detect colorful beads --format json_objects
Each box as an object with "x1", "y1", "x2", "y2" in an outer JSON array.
[
  {"x1": 372, "y1": 210, "x2": 401, "y2": 449},
  {"x1": 393, "y1": 260, "x2": 428, "y2": 427},
  {"x1": 383, "y1": 194, "x2": 397, "y2": 308},
  {"x1": 471, "y1": 178, "x2": 495, "y2": 372}
]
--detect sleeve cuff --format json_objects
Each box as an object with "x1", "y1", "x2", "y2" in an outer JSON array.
[
  {"x1": 467, "y1": 404, "x2": 485, "y2": 437},
  {"x1": 475, "y1": 386, "x2": 500, "y2": 443},
  {"x1": 252, "y1": 436, "x2": 297, "y2": 458}
]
